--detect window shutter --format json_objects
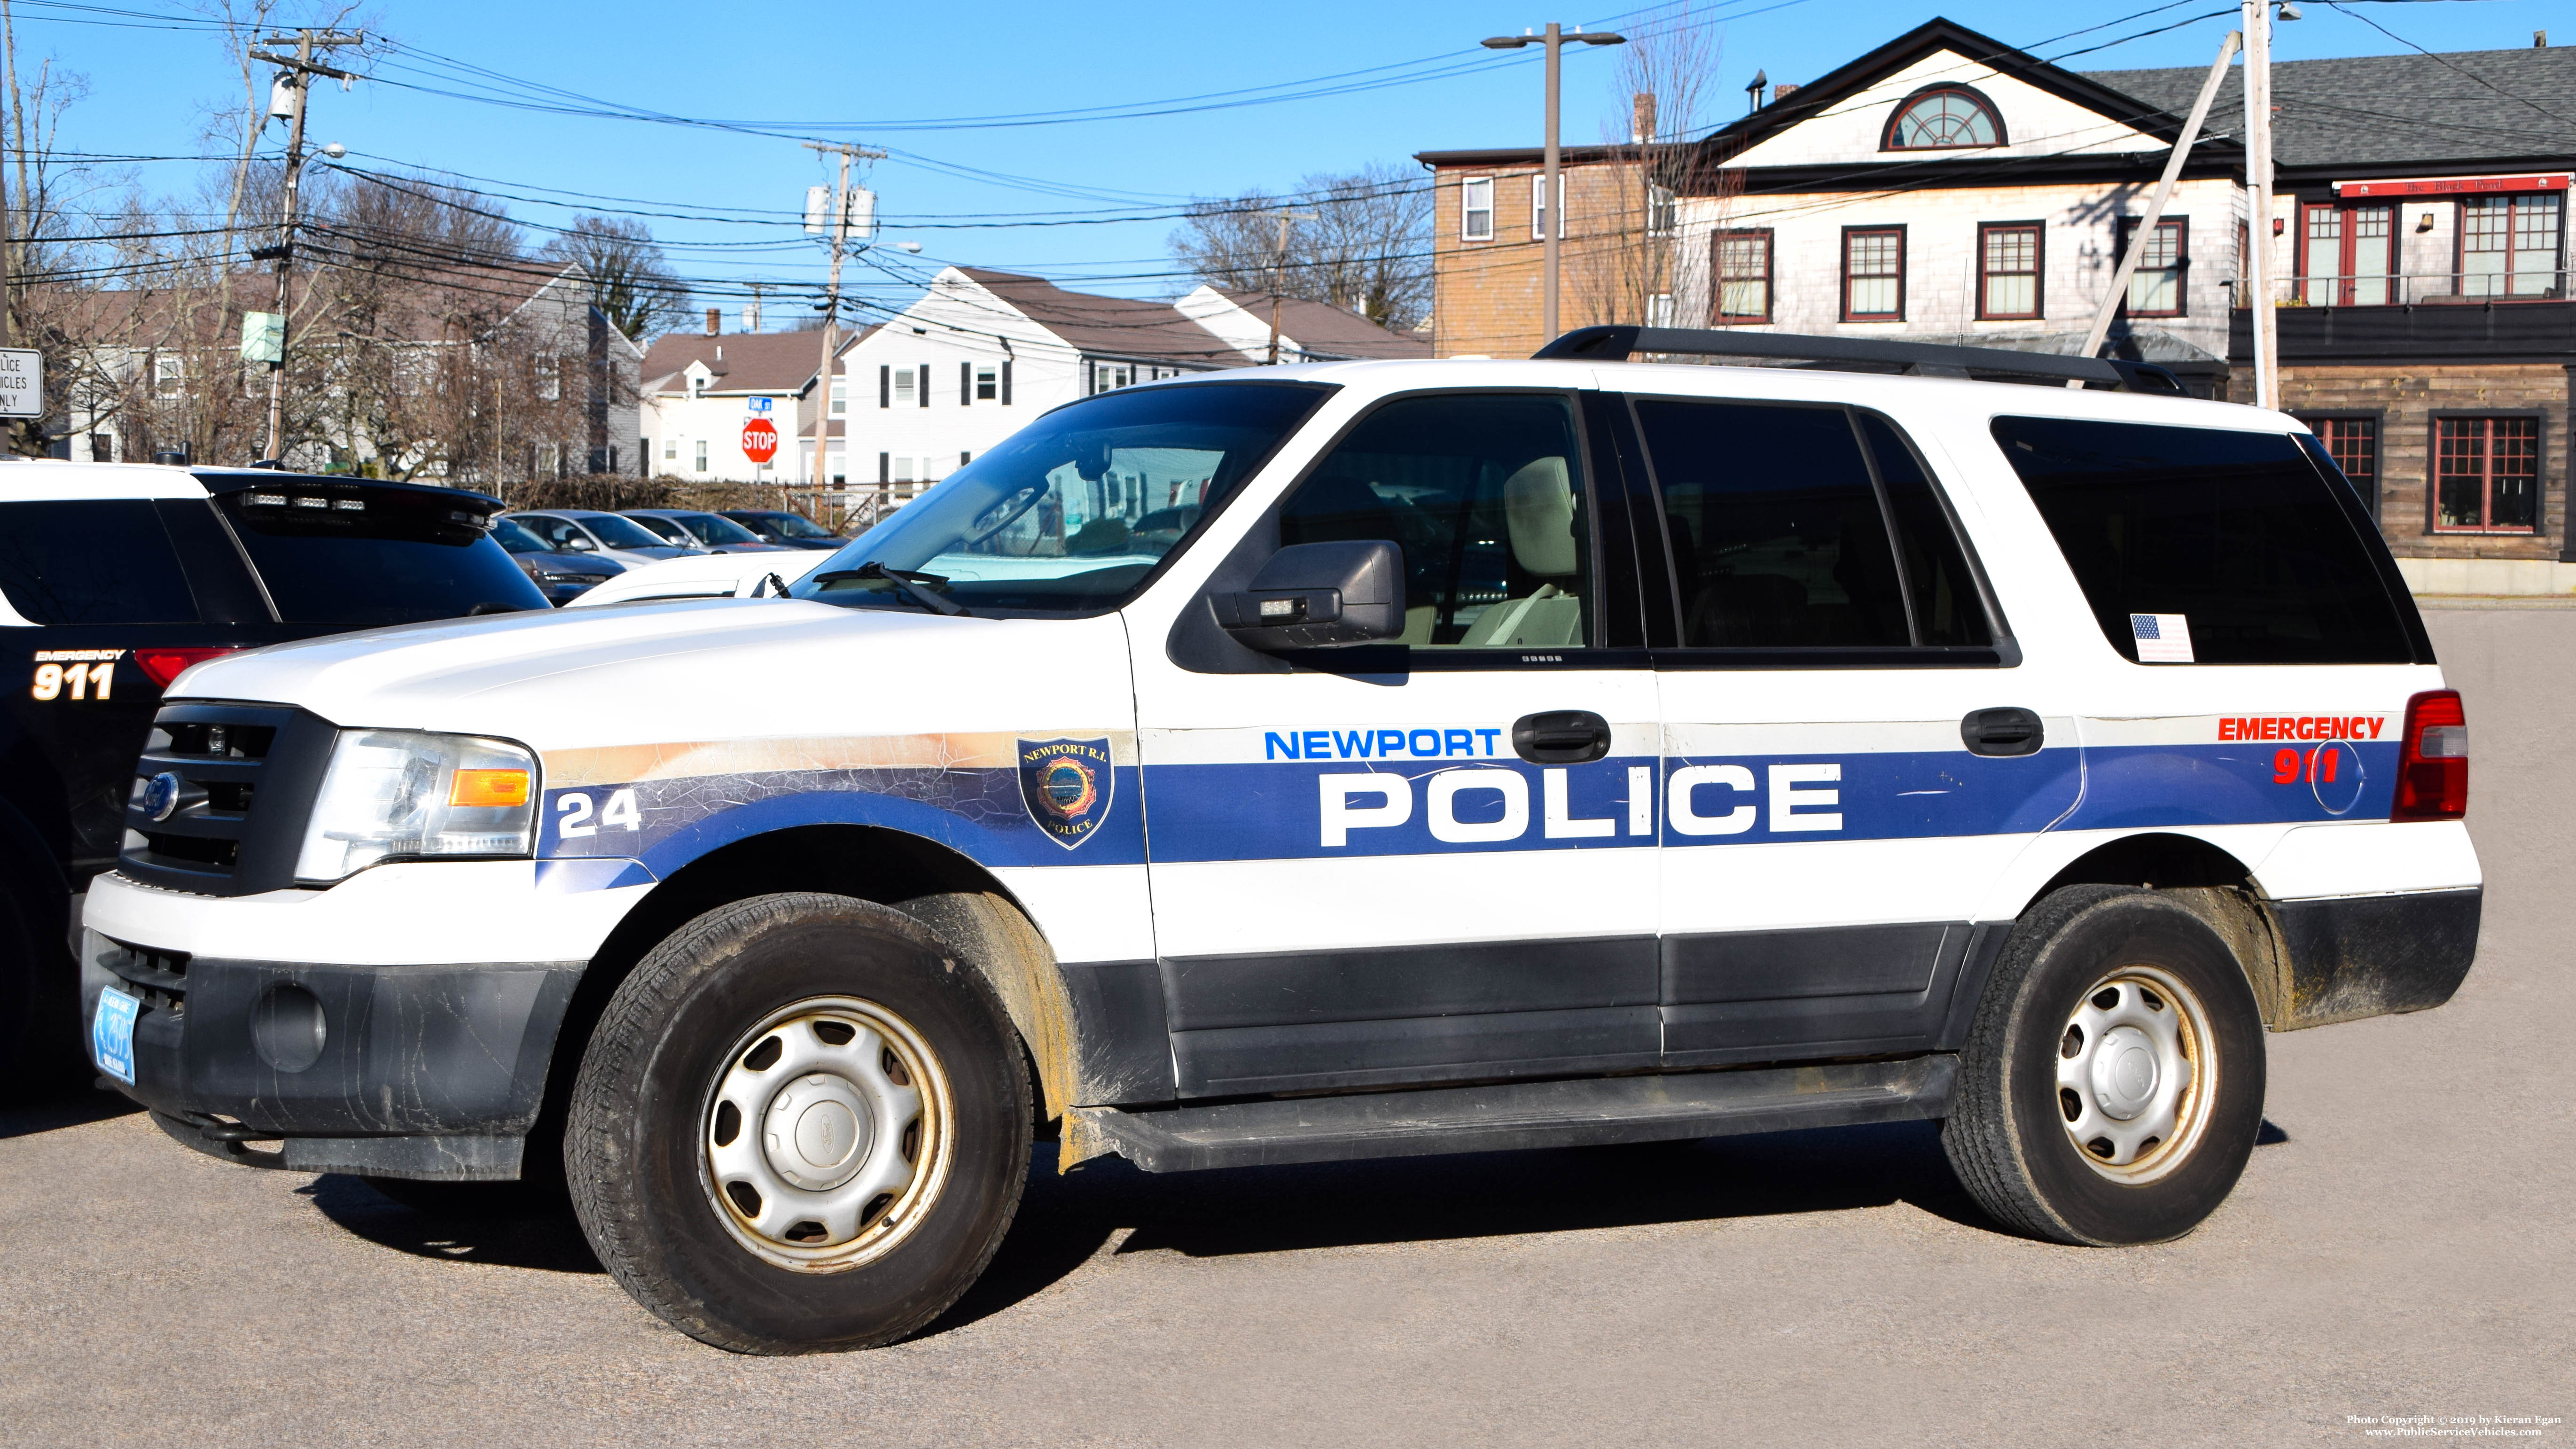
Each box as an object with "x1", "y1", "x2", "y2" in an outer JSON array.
[
  {"x1": 879, "y1": 365, "x2": 890, "y2": 408},
  {"x1": 960, "y1": 361, "x2": 972, "y2": 405},
  {"x1": 878, "y1": 451, "x2": 890, "y2": 484},
  {"x1": 1001, "y1": 360, "x2": 1013, "y2": 405},
  {"x1": 919, "y1": 366, "x2": 930, "y2": 408},
  {"x1": 959, "y1": 450, "x2": 971, "y2": 467}
]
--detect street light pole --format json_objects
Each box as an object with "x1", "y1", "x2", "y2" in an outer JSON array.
[{"x1": 1483, "y1": 23, "x2": 1625, "y2": 347}]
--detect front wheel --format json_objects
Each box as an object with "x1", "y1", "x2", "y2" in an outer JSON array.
[
  {"x1": 1942, "y1": 885, "x2": 2266, "y2": 1246},
  {"x1": 565, "y1": 893, "x2": 1030, "y2": 1353}
]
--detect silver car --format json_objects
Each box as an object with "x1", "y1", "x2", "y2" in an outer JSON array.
[{"x1": 506, "y1": 510, "x2": 705, "y2": 568}]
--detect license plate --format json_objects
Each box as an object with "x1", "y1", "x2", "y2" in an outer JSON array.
[{"x1": 92, "y1": 988, "x2": 140, "y2": 1085}]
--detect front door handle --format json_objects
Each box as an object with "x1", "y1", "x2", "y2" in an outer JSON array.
[
  {"x1": 1961, "y1": 707, "x2": 2045, "y2": 757},
  {"x1": 1514, "y1": 710, "x2": 1611, "y2": 764}
]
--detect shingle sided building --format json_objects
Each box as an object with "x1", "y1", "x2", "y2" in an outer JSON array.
[{"x1": 1417, "y1": 17, "x2": 2576, "y2": 593}]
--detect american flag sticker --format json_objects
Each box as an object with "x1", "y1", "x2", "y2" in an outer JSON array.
[{"x1": 2130, "y1": 613, "x2": 2195, "y2": 663}]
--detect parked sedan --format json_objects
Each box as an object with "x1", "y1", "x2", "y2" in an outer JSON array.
[
  {"x1": 492, "y1": 515, "x2": 625, "y2": 605},
  {"x1": 720, "y1": 509, "x2": 851, "y2": 551},
  {"x1": 622, "y1": 508, "x2": 793, "y2": 554},
  {"x1": 505, "y1": 509, "x2": 702, "y2": 568}
]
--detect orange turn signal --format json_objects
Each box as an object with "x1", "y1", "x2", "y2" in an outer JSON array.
[{"x1": 449, "y1": 769, "x2": 531, "y2": 808}]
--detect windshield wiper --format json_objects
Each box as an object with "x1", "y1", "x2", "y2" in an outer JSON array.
[{"x1": 810, "y1": 561, "x2": 969, "y2": 616}]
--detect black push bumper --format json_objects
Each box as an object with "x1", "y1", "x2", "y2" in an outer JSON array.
[
  {"x1": 81, "y1": 930, "x2": 580, "y2": 1180},
  {"x1": 2269, "y1": 887, "x2": 2482, "y2": 1029}
]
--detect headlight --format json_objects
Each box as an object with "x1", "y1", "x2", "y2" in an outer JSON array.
[{"x1": 294, "y1": 730, "x2": 538, "y2": 883}]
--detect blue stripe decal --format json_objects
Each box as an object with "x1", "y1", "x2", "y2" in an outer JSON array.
[
  {"x1": 529, "y1": 739, "x2": 2396, "y2": 887},
  {"x1": 540, "y1": 766, "x2": 1148, "y2": 872},
  {"x1": 2065, "y1": 740, "x2": 2396, "y2": 829}
]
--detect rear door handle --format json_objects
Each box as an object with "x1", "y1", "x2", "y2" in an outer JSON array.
[
  {"x1": 1514, "y1": 710, "x2": 1611, "y2": 764},
  {"x1": 1961, "y1": 707, "x2": 2044, "y2": 757}
]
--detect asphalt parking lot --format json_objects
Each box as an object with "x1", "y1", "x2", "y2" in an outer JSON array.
[{"x1": 3, "y1": 604, "x2": 2568, "y2": 1448}]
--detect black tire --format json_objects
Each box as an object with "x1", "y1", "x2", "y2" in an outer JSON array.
[
  {"x1": 565, "y1": 892, "x2": 1030, "y2": 1354},
  {"x1": 1942, "y1": 885, "x2": 2266, "y2": 1247},
  {"x1": 0, "y1": 881, "x2": 80, "y2": 1103}
]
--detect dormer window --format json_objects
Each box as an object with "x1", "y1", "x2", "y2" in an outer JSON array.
[{"x1": 1884, "y1": 86, "x2": 2003, "y2": 150}]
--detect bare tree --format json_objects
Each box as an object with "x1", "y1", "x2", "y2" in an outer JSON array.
[
  {"x1": 1170, "y1": 163, "x2": 1432, "y2": 331},
  {"x1": 542, "y1": 214, "x2": 689, "y2": 343},
  {"x1": 1572, "y1": 2, "x2": 1738, "y2": 331}
]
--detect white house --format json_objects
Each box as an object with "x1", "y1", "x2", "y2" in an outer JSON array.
[
  {"x1": 837, "y1": 268, "x2": 1247, "y2": 496},
  {"x1": 637, "y1": 322, "x2": 874, "y2": 484}
]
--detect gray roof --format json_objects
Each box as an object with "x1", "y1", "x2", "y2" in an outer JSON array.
[
  {"x1": 1215, "y1": 289, "x2": 1432, "y2": 360},
  {"x1": 2086, "y1": 45, "x2": 2576, "y2": 170},
  {"x1": 960, "y1": 269, "x2": 1244, "y2": 366}
]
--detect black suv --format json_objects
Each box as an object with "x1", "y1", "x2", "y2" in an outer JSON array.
[{"x1": 0, "y1": 464, "x2": 545, "y2": 1094}]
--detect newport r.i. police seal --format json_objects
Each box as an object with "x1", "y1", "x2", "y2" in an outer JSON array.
[{"x1": 1016, "y1": 737, "x2": 1114, "y2": 850}]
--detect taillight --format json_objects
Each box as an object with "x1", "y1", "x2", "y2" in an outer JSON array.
[
  {"x1": 2391, "y1": 689, "x2": 2468, "y2": 822},
  {"x1": 134, "y1": 647, "x2": 238, "y2": 689}
]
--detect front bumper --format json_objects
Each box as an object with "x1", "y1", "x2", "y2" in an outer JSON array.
[{"x1": 82, "y1": 928, "x2": 581, "y2": 1179}]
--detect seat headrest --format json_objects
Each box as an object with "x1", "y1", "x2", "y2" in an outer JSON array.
[{"x1": 1501, "y1": 457, "x2": 1578, "y2": 577}]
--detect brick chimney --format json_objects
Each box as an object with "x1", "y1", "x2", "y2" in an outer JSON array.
[
  {"x1": 1632, "y1": 92, "x2": 1657, "y2": 144},
  {"x1": 704, "y1": 307, "x2": 720, "y2": 336},
  {"x1": 1774, "y1": 82, "x2": 1801, "y2": 100}
]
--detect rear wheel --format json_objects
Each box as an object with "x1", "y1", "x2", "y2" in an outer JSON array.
[
  {"x1": 565, "y1": 893, "x2": 1030, "y2": 1354},
  {"x1": 1942, "y1": 885, "x2": 2265, "y2": 1246}
]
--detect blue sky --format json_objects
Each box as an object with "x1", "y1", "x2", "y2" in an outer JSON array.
[{"x1": 20, "y1": 0, "x2": 2558, "y2": 325}]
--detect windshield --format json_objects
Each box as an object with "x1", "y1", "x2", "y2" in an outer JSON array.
[
  {"x1": 753, "y1": 511, "x2": 837, "y2": 540},
  {"x1": 792, "y1": 382, "x2": 1328, "y2": 615},
  {"x1": 489, "y1": 517, "x2": 548, "y2": 554},
  {"x1": 578, "y1": 513, "x2": 673, "y2": 551},
  {"x1": 679, "y1": 512, "x2": 765, "y2": 546}
]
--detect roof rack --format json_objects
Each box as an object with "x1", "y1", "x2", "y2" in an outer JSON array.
[{"x1": 1531, "y1": 325, "x2": 2187, "y2": 395}]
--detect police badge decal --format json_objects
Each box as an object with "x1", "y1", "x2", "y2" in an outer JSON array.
[{"x1": 1016, "y1": 737, "x2": 1114, "y2": 849}]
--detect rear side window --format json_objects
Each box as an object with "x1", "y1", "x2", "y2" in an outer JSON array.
[
  {"x1": 1991, "y1": 416, "x2": 2417, "y2": 665},
  {"x1": 0, "y1": 499, "x2": 199, "y2": 624},
  {"x1": 1632, "y1": 400, "x2": 1989, "y2": 649},
  {"x1": 215, "y1": 486, "x2": 546, "y2": 625}
]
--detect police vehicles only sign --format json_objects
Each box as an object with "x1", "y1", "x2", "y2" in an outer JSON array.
[{"x1": 0, "y1": 348, "x2": 40, "y2": 419}]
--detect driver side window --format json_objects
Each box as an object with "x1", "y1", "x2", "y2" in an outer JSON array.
[{"x1": 1277, "y1": 393, "x2": 1593, "y2": 650}]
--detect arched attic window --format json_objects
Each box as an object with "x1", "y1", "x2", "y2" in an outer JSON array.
[{"x1": 1883, "y1": 85, "x2": 2005, "y2": 150}]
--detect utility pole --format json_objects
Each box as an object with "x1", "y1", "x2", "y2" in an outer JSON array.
[
  {"x1": 802, "y1": 140, "x2": 884, "y2": 510},
  {"x1": 1263, "y1": 207, "x2": 1317, "y2": 364},
  {"x1": 1482, "y1": 23, "x2": 1625, "y2": 348},
  {"x1": 249, "y1": 27, "x2": 361, "y2": 464},
  {"x1": 2242, "y1": 0, "x2": 2278, "y2": 409}
]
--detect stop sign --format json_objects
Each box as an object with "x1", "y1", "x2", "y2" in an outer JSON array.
[{"x1": 741, "y1": 417, "x2": 779, "y2": 464}]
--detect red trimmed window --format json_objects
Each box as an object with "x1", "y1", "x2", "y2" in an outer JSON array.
[
  {"x1": 2300, "y1": 204, "x2": 2395, "y2": 306},
  {"x1": 1978, "y1": 223, "x2": 2042, "y2": 320},
  {"x1": 2118, "y1": 217, "x2": 2188, "y2": 317},
  {"x1": 2434, "y1": 416, "x2": 2538, "y2": 533},
  {"x1": 1714, "y1": 230, "x2": 1772, "y2": 322},
  {"x1": 2459, "y1": 194, "x2": 2563, "y2": 299},
  {"x1": 1842, "y1": 227, "x2": 1905, "y2": 321},
  {"x1": 2303, "y1": 416, "x2": 2379, "y2": 513}
]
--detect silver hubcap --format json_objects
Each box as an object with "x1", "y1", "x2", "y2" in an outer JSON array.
[
  {"x1": 702, "y1": 997, "x2": 952, "y2": 1272},
  {"x1": 2053, "y1": 966, "x2": 2215, "y2": 1183}
]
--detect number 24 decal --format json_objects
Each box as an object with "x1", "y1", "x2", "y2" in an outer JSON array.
[
  {"x1": 30, "y1": 661, "x2": 113, "y2": 701},
  {"x1": 556, "y1": 787, "x2": 641, "y2": 839}
]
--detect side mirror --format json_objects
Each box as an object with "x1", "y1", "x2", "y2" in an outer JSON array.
[
  {"x1": 564, "y1": 537, "x2": 595, "y2": 553},
  {"x1": 1212, "y1": 540, "x2": 1404, "y2": 651}
]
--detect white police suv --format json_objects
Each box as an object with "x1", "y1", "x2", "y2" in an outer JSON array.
[{"x1": 82, "y1": 327, "x2": 2480, "y2": 1354}]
